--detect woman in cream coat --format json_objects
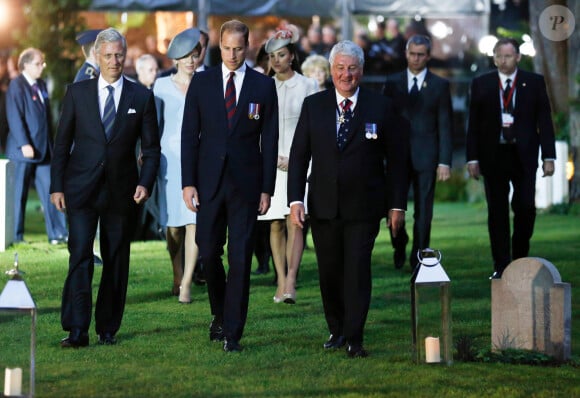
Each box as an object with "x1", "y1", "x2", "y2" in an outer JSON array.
[{"x1": 259, "y1": 26, "x2": 318, "y2": 304}]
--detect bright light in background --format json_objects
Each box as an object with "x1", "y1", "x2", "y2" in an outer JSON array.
[
  {"x1": 430, "y1": 21, "x2": 453, "y2": 39},
  {"x1": 520, "y1": 34, "x2": 536, "y2": 57},
  {"x1": 478, "y1": 35, "x2": 498, "y2": 56},
  {"x1": 566, "y1": 161, "x2": 574, "y2": 181},
  {"x1": 0, "y1": 0, "x2": 11, "y2": 27}
]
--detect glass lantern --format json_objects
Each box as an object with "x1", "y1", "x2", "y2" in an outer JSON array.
[
  {"x1": 411, "y1": 248, "x2": 452, "y2": 365},
  {"x1": 0, "y1": 254, "x2": 36, "y2": 397}
]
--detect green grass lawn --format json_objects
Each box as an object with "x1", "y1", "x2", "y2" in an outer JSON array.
[{"x1": 1, "y1": 199, "x2": 579, "y2": 397}]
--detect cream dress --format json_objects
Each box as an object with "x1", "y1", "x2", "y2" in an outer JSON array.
[{"x1": 259, "y1": 72, "x2": 318, "y2": 220}]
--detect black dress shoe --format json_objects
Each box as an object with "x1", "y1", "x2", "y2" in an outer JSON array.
[
  {"x1": 223, "y1": 338, "x2": 242, "y2": 352},
  {"x1": 98, "y1": 332, "x2": 117, "y2": 345},
  {"x1": 346, "y1": 344, "x2": 368, "y2": 358},
  {"x1": 61, "y1": 330, "x2": 89, "y2": 348},
  {"x1": 253, "y1": 267, "x2": 269, "y2": 275},
  {"x1": 323, "y1": 334, "x2": 346, "y2": 349},
  {"x1": 193, "y1": 263, "x2": 206, "y2": 286},
  {"x1": 209, "y1": 318, "x2": 224, "y2": 342},
  {"x1": 393, "y1": 247, "x2": 406, "y2": 269},
  {"x1": 489, "y1": 271, "x2": 503, "y2": 280}
]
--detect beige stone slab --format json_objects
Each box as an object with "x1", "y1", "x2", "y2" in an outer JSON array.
[{"x1": 491, "y1": 257, "x2": 571, "y2": 360}]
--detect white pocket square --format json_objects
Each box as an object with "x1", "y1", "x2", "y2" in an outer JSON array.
[{"x1": 127, "y1": 108, "x2": 136, "y2": 114}]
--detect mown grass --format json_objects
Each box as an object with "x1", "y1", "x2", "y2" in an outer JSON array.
[{"x1": 1, "y1": 198, "x2": 579, "y2": 397}]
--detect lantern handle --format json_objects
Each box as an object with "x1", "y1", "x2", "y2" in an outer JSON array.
[
  {"x1": 417, "y1": 248, "x2": 442, "y2": 266},
  {"x1": 6, "y1": 252, "x2": 25, "y2": 279}
]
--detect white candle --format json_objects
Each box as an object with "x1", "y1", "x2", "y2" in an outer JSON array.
[
  {"x1": 4, "y1": 367, "x2": 22, "y2": 396},
  {"x1": 425, "y1": 336, "x2": 441, "y2": 363}
]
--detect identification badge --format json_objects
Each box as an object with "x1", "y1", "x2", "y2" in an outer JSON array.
[
  {"x1": 502, "y1": 113, "x2": 514, "y2": 127},
  {"x1": 248, "y1": 103, "x2": 261, "y2": 120}
]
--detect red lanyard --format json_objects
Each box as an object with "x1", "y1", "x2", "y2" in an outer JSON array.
[{"x1": 499, "y1": 75, "x2": 517, "y2": 111}]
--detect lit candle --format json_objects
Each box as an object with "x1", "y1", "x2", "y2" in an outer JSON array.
[
  {"x1": 425, "y1": 336, "x2": 441, "y2": 363},
  {"x1": 4, "y1": 367, "x2": 22, "y2": 396}
]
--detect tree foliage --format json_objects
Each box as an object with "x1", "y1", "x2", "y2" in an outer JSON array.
[
  {"x1": 16, "y1": 0, "x2": 92, "y2": 112},
  {"x1": 529, "y1": 0, "x2": 579, "y2": 202}
]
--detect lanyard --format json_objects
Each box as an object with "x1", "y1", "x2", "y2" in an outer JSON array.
[{"x1": 499, "y1": 75, "x2": 517, "y2": 111}]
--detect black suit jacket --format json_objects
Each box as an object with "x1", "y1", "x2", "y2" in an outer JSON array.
[
  {"x1": 181, "y1": 65, "x2": 278, "y2": 203},
  {"x1": 466, "y1": 69, "x2": 556, "y2": 174},
  {"x1": 50, "y1": 77, "x2": 160, "y2": 212},
  {"x1": 383, "y1": 70, "x2": 453, "y2": 171},
  {"x1": 5, "y1": 75, "x2": 53, "y2": 163},
  {"x1": 288, "y1": 87, "x2": 408, "y2": 221}
]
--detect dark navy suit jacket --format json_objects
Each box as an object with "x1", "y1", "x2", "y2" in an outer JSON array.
[
  {"x1": 5, "y1": 75, "x2": 52, "y2": 163},
  {"x1": 288, "y1": 87, "x2": 409, "y2": 221},
  {"x1": 383, "y1": 70, "x2": 453, "y2": 172},
  {"x1": 50, "y1": 77, "x2": 160, "y2": 212},
  {"x1": 466, "y1": 69, "x2": 556, "y2": 174},
  {"x1": 181, "y1": 65, "x2": 278, "y2": 203}
]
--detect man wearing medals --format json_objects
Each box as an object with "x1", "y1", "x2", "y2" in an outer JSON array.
[
  {"x1": 181, "y1": 20, "x2": 278, "y2": 353},
  {"x1": 288, "y1": 40, "x2": 408, "y2": 358},
  {"x1": 466, "y1": 37, "x2": 556, "y2": 279}
]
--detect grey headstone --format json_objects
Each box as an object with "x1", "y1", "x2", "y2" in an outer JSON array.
[{"x1": 491, "y1": 257, "x2": 571, "y2": 360}]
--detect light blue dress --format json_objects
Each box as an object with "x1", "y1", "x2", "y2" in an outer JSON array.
[{"x1": 154, "y1": 76, "x2": 196, "y2": 227}]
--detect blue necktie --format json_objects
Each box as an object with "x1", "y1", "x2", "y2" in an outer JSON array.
[
  {"x1": 337, "y1": 99, "x2": 352, "y2": 150},
  {"x1": 102, "y1": 85, "x2": 116, "y2": 139},
  {"x1": 225, "y1": 72, "x2": 236, "y2": 129}
]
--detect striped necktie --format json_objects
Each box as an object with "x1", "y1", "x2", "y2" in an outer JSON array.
[
  {"x1": 225, "y1": 72, "x2": 236, "y2": 129},
  {"x1": 102, "y1": 85, "x2": 116, "y2": 139}
]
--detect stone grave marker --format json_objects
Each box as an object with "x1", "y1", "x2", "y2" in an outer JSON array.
[{"x1": 491, "y1": 257, "x2": 571, "y2": 360}]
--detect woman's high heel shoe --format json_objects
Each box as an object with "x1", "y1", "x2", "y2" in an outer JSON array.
[{"x1": 179, "y1": 285, "x2": 192, "y2": 304}]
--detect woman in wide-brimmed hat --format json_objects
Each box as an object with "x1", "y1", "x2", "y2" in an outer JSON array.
[
  {"x1": 258, "y1": 25, "x2": 318, "y2": 305},
  {"x1": 154, "y1": 28, "x2": 203, "y2": 304}
]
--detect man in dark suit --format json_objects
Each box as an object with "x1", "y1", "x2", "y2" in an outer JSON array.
[
  {"x1": 181, "y1": 20, "x2": 278, "y2": 353},
  {"x1": 466, "y1": 37, "x2": 556, "y2": 279},
  {"x1": 5, "y1": 47, "x2": 68, "y2": 244},
  {"x1": 382, "y1": 35, "x2": 453, "y2": 270},
  {"x1": 288, "y1": 40, "x2": 409, "y2": 358},
  {"x1": 50, "y1": 28, "x2": 160, "y2": 348},
  {"x1": 74, "y1": 29, "x2": 101, "y2": 83}
]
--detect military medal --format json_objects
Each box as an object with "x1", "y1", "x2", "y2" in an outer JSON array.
[
  {"x1": 248, "y1": 103, "x2": 261, "y2": 120},
  {"x1": 365, "y1": 123, "x2": 378, "y2": 139}
]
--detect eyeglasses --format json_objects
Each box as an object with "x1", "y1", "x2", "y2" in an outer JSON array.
[{"x1": 30, "y1": 61, "x2": 46, "y2": 68}]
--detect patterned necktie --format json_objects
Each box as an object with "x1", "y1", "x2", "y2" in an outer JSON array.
[
  {"x1": 31, "y1": 83, "x2": 44, "y2": 109},
  {"x1": 225, "y1": 71, "x2": 236, "y2": 129},
  {"x1": 337, "y1": 99, "x2": 352, "y2": 150},
  {"x1": 409, "y1": 76, "x2": 419, "y2": 102},
  {"x1": 102, "y1": 85, "x2": 116, "y2": 139}
]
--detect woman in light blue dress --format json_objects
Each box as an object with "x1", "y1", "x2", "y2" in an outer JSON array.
[{"x1": 154, "y1": 28, "x2": 203, "y2": 303}]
